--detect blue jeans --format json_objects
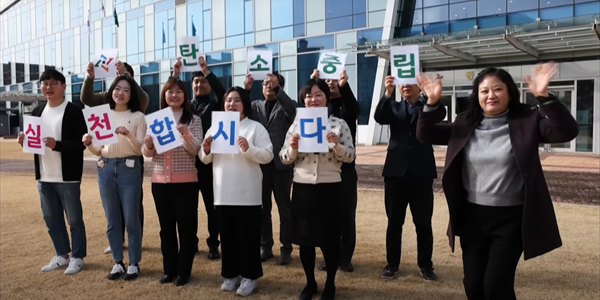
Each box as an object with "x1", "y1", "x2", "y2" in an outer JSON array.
[
  {"x1": 38, "y1": 182, "x2": 87, "y2": 259},
  {"x1": 97, "y1": 156, "x2": 142, "y2": 265}
]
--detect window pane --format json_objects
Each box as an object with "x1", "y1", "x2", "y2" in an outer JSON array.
[
  {"x1": 575, "y1": 2, "x2": 600, "y2": 16},
  {"x1": 423, "y1": 0, "x2": 448, "y2": 7},
  {"x1": 21, "y1": 8, "x2": 31, "y2": 42},
  {"x1": 357, "y1": 27, "x2": 383, "y2": 45},
  {"x1": 424, "y1": 5, "x2": 449, "y2": 23},
  {"x1": 272, "y1": 26, "x2": 294, "y2": 41},
  {"x1": 141, "y1": 62, "x2": 160, "y2": 73},
  {"x1": 294, "y1": 0, "x2": 305, "y2": 24},
  {"x1": 540, "y1": 6, "x2": 574, "y2": 20},
  {"x1": 357, "y1": 53, "x2": 378, "y2": 125},
  {"x1": 540, "y1": 0, "x2": 573, "y2": 8},
  {"x1": 271, "y1": 0, "x2": 294, "y2": 28},
  {"x1": 297, "y1": 35, "x2": 334, "y2": 53},
  {"x1": 250, "y1": 43, "x2": 279, "y2": 56},
  {"x1": 478, "y1": 15, "x2": 506, "y2": 28},
  {"x1": 226, "y1": 35, "x2": 245, "y2": 48},
  {"x1": 141, "y1": 74, "x2": 160, "y2": 114},
  {"x1": 450, "y1": 18, "x2": 476, "y2": 31},
  {"x1": 478, "y1": 0, "x2": 507, "y2": 16},
  {"x1": 507, "y1": 0, "x2": 537, "y2": 12},
  {"x1": 326, "y1": 0, "x2": 352, "y2": 18},
  {"x1": 245, "y1": 0, "x2": 254, "y2": 32},
  {"x1": 507, "y1": 10, "x2": 538, "y2": 25},
  {"x1": 206, "y1": 51, "x2": 233, "y2": 64},
  {"x1": 204, "y1": 10, "x2": 211, "y2": 40},
  {"x1": 154, "y1": 0, "x2": 174, "y2": 12},
  {"x1": 188, "y1": 2, "x2": 203, "y2": 39},
  {"x1": 226, "y1": 0, "x2": 244, "y2": 36},
  {"x1": 208, "y1": 64, "x2": 232, "y2": 90},
  {"x1": 423, "y1": 21, "x2": 449, "y2": 34},
  {"x1": 297, "y1": 53, "x2": 321, "y2": 96},
  {"x1": 294, "y1": 24, "x2": 306, "y2": 37},
  {"x1": 353, "y1": 0, "x2": 367, "y2": 13},
  {"x1": 449, "y1": 1, "x2": 477, "y2": 20},
  {"x1": 325, "y1": 16, "x2": 353, "y2": 33},
  {"x1": 353, "y1": 14, "x2": 366, "y2": 28},
  {"x1": 576, "y1": 80, "x2": 594, "y2": 152}
]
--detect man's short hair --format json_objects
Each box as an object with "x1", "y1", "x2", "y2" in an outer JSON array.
[
  {"x1": 273, "y1": 71, "x2": 285, "y2": 88},
  {"x1": 191, "y1": 71, "x2": 205, "y2": 81},
  {"x1": 39, "y1": 69, "x2": 66, "y2": 84},
  {"x1": 123, "y1": 63, "x2": 134, "y2": 77}
]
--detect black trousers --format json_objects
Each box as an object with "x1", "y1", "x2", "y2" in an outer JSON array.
[
  {"x1": 196, "y1": 160, "x2": 220, "y2": 248},
  {"x1": 260, "y1": 162, "x2": 293, "y2": 252},
  {"x1": 384, "y1": 177, "x2": 434, "y2": 270},
  {"x1": 460, "y1": 202, "x2": 523, "y2": 300},
  {"x1": 218, "y1": 205, "x2": 263, "y2": 280},
  {"x1": 120, "y1": 156, "x2": 145, "y2": 242},
  {"x1": 339, "y1": 165, "x2": 358, "y2": 263},
  {"x1": 152, "y1": 182, "x2": 199, "y2": 277}
]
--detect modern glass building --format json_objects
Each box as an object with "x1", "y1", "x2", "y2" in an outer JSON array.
[{"x1": 1, "y1": 0, "x2": 599, "y2": 152}]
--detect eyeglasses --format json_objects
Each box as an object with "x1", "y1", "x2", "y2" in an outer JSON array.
[{"x1": 40, "y1": 81, "x2": 60, "y2": 88}]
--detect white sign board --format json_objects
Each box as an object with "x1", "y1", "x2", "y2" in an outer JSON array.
[
  {"x1": 23, "y1": 115, "x2": 45, "y2": 155},
  {"x1": 177, "y1": 36, "x2": 201, "y2": 72},
  {"x1": 247, "y1": 49, "x2": 273, "y2": 80},
  {"x1": 145, "y1": 106, "x2": 183, "y2": 154},
  {"x1": 296, "y1": 107, "x2": 329, "y2": 153},
  {"x1": 82, "y1": 104, "x2": 119, "y2": 147},
  {"x1": 93, "y1": 48, "x2": 118, "y2": 79},
  {"x1": 210, "y1": 111, "x2": 240, "y2": 154},
  {"x1": 390, "y1": 45, "x2": 420, "y2": 85},
  {"x1": 317, "y1": 52, "x2": 348, "y2": 80}
]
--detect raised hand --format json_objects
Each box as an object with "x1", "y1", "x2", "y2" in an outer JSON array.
[
  {"x1": 310, "y1": 69, "x2": 320, "y2": 79},
  {"x1": 523, "y1": 62, "x2": 558, "y2": 97},
  {"x1": 198, "y1": 56, "x2": 208, "y2": 74},
  {"x1": 116, "y1": 61, "x2": 127, "y2": 76},
  {"x1": 339, "y1": 70, "x2": 348, "y2": 87},
  {"x1": 82, "y1": 134, "x2": 93, "y2": 146},
  {"x1": 144, "y1": 135, "x2": 154, "y2": 149},
  {"x1": 290, "y1": 133, "x2": 300, "y2": 150},
  {"x1": 384, "y1": 76, "x2": 395, "y2": 97},
  {"x1": 244, "y1": 74, "x2": 254, "y2": 90},
  {"x1": 17, "y1": 132, "x2": 24, "y2": 146},
  {"x1": 202, "y1": 135, "x2": 213, "y2": 154},
  {"x1": 327, "y1": 132, "x2": 340, "y2": 145},
  {"x1": 43, "y1": 137, "x2": 56, "y2": 149},
  {"x1": 416, "y1": 73, "x2": 443, "y2": 105},
  {"x1": 86, "y1": 62, "x2": 95, "y2": 78},
  {"x1": 172, "y1": 58, "x2": 182, "y2": 79}
]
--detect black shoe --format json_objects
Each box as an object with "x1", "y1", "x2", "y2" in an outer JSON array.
[
  {"x1": 208, "y1": 246, "x2": 221, "y2": 260},
  {"x1": 320, "y1": 283, "x2": 336, "y2": 300},
  {"x1": 279, "y1": 250, "x2": 292, "y2": 266},
  {"x1": 381, "y1": 265, "x2": 398, "y2": 279},
  {"x1": 107, "y1": 262, "x2": 125, "y2": 280},
  {"x1": 260, "y1": 248, "x2": 274, "y2": 262},
  {"x1": 299, "y1": 281, "x2": 318, "y2": 300},
  {"x1": 420, "y1": 267, "x2": 438, "y2": 281},
  {"x1": 159, "y1": 274, "x2": 175, "y2": 284},
  {"x1": 339, "y1": 261, "x2": 354, "y2": 273},
  {"x1": 174, "y1": 276, "x2": 190, "y2": 286},
  {"x1": 318, "y1": 261, "x2": 327, "y2": 271},
  {"x1": 124, "y1": 264, "x2": 139, "y2": 281}
]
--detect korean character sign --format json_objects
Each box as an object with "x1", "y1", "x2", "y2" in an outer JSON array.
[
  {"x1": 145, "y1": 107, "x2": 183, "y2": 154},
  {"x1": 296, "y1": 107, "x2": 329, "y2": 153},
  {"x1": 177, "y1": 36, "x2": 201, "y2": 72},
  {"x1": 210, "y1": 112, "x2": 240, "y2": 154},
  {"x1": 22, "y1": 115, "x2": 45, "y2": 155},
  {"x1": 83, "y1": 104, "x2": 119, "y2": 147},
  {"x1": 390, "y1": 45, "x2": 420, "y2": 85},
  {"x1": 317, "y1": 52, "x2": 348, "y2": 80},
  {"x1": 247, "y1": 49, "x2": 273, "y2": 81},
  {"x1": 93, "y1": 48, "x2": 118, "y2": 79}
]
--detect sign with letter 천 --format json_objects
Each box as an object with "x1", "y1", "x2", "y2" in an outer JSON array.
[{"x1": 83, "y1": 104, "x2": 119, "y2": 147}]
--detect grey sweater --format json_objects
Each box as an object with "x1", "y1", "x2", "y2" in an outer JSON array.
[{"x1": 462, "y1": 110, "x2": 525, "y2": 206}]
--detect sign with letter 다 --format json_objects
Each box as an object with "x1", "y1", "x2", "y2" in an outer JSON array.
[
  {"x1": 317, "y1": 52, "x2": 348, "y2": 80},
  {"x1": 210, "y1": 111, "x2": 240, "y2": 154},
  {"x1": 296, "y1": 107, "x2": 329, "y2": 153},
  {"x1": 390, "y1": 45, "x2": 420, "y2": 85}
]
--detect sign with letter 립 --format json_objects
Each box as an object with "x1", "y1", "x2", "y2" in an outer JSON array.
[
  {"x1": 177, "y1": 36, "x2": 201, "y2": 72},
  {"x1": 296, "y1": 107, "x2": 329, "y2": 153},
  {"x1": 145, "y1": 107, "x2": 183, "y2": 154},
  {"x1": 93, "y1": 48, "x2": 118, "y2": 79},
  {"x1": 23, "y1": 115, "x2": 45, "y2": 155},
  {"x1": 83, "y1": 104, "x2": 118, "y2": 147},
  {"x1": 390, "y1": 45, "x2": 420, "y2": 85},
  {"x1": 210, "y1": 111, "x2": 240, "y2": 154},
  {"x1": 317, "y1": 52, "x2": 348, "y2": 80},
  {"x1": 247, "y1": 49, "x2": 273, "y2": 81}
]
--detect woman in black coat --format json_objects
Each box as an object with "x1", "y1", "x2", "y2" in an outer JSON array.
[{"x1": 415, "y1": 63, "x2": 578, "y2": 300}]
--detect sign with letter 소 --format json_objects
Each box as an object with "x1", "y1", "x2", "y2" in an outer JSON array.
[{"x1": 247, "y1": 49, "x2": 273, "y2": 81}]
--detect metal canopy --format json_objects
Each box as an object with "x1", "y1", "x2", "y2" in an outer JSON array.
[
  {"x1": 0, "y1": 91, "x2": 46, "y2": 103},
  {"x1": 350, "y1": 15, "x2": 600, "y2": 66}
]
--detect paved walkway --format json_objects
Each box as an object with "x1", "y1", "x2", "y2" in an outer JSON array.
[{"x1": 2, "y1": 145, "x2": 599, "y2": 206}]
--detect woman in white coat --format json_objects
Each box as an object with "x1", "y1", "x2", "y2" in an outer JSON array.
[{"x1": 200, "y1": 86, "x2": 273, "y2": 297}]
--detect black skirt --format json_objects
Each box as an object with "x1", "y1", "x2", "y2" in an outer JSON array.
[{"x1": 291, "y1": 181, "x2": 342, "y2": 247}]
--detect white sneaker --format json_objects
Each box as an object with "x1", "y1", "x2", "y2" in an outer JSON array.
[
  {"x1": 104, "y1": 246, "x2": 112, "y2": 254},
  {"x1": 64, "y1": 258, "x2": 83, "y2": 275},
  {"x1": 221, "y1": 276, "x2": 242, "y2": 291},
  {"x1": 41, "y1": 256, "x2": 69, "y2": 272},
  {"x1": 236, "y1": 278, "x2": 257, "y2": 297}
]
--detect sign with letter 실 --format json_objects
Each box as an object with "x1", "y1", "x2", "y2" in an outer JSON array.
[
  {"x1": 145, "y1": 107, "x2": 183, "y2": 154},
  {"x1": 247, "y1": 49, "x2": 273, "y2": 81},
  {"x1": 177, "y1": 36, "x2": 201, "y2": 72},
  {"x1": 23, "y1": 115, "x2": 45, "y2": 155},
  {"x1": 93, "y1": 48, "x2": 118, "y2": 79},
  {"x1": 210, "y1": 111, "x2": 240, "y2": 154},
  {"x1": 296, "y1": 107, "x2": 329, "y2": 153},
  {"x1": 317, "y1": 52, "x2": 348, "y2": 80},
  {"x1": 83, "y1": 104, "x2": 118, "y2": 147}
]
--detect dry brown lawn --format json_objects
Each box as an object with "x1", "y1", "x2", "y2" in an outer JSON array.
[
  {"x1": 1, "y1": 173, "x2": 599, "y2": 300},
  {"x1": 0, "y1": 140, "x2": 97, "y2": 160}
]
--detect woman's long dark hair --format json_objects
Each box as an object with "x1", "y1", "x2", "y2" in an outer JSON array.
[
  {"x1": 222, "y1": 86, "x2": 252, "y2": 119},
  {"x1": 160, "y1": 78, "x2": 194, "y2": 125},
  {"x1": 464, "y1": 67, "x2": 523, "y2": 124},
  {"x1": 106, "y1": 75, "x2": 141, "y2": 112}
]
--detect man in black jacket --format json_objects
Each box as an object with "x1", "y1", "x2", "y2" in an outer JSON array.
[
  {"x1": 243, "y1": 72, "x2": 297, "y2": 265},
  {"x1": 310, "y1": 69, "x2": 360, "y2": 273},
  {"x1": 171, "y1": 57, "x2": 226, "y2": 260},
  {"x1": 374, "y1": 75, "x2": 446, "y2": 281}
]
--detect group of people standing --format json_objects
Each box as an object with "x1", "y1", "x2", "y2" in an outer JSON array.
[{"x1": 18, "y1": 56, "x2": 578, "y2": 300}]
